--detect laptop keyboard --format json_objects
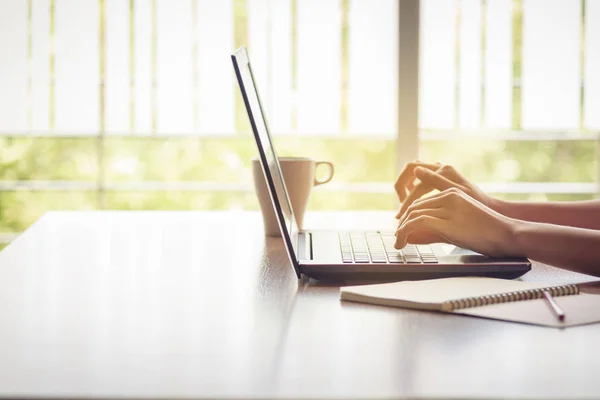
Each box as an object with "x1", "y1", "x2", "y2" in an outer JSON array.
[{"x1": 339, "y1": 232, "x2": 438, "y2": 264}]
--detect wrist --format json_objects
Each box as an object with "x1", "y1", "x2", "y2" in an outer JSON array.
[
  {"x1": 509, "y1": 219, "x2": 533, "y2": 258},
  {"x1": 488, "y1": 196, "x2": 509, "y2": 216}
]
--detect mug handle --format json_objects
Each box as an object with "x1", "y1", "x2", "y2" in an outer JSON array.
[{"x1": 314, "y1": 161, "x2": 334, "y2": 186}]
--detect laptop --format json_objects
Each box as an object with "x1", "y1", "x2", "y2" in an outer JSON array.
[{"x1": 231, "y1": 46, "x2": 531, "y2": 282}]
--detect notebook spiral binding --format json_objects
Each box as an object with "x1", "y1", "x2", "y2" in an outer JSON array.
[{"x1": 444, "y1": 284, "x2": 580, "y2": 311}]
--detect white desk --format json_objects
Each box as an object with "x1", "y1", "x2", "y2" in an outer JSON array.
[{"x1": 0, "y1": 211, "x2": 599, "y2": 399}]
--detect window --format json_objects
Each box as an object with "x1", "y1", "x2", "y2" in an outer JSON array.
[
  {"x1": 419, "y1": 0, "x2": 598, "y2": 204},
  {"x1": 0, "y1": 0, "x2": 598, "y2": 245}
]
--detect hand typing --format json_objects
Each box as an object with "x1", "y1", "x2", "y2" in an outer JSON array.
[
  {"x1": 394, "y1": 188, "x2": 519, "y2": 257},
  {"x1": 394, "y1": 162, "x2": 496, "y2": 219}
]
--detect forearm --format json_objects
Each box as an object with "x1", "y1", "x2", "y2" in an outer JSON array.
[
  {"x1": 492, "y1": 198, "x2": 600, "y2": 230},
  {"x1": 512, "y1": 220, "x2": 600, "y2": 277}
]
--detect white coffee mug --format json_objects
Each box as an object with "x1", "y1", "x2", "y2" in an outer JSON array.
[{"x1": 252, "y1": 157, "x2": 335, "y2": 236}]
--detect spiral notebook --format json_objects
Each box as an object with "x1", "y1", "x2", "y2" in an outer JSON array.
[{"x1": 340, "y1": 277, "x2": 600, "y2": 328}]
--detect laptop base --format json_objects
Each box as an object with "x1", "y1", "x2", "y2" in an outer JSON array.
[{"x1": 299, "y1": 263, "x2": 531, "y2": 283}]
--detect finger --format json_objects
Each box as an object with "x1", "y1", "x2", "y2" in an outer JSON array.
[
  {"x1": 395, "y1": 182, "x2": 435, "y2": 218},
  {"x1": 395, "y1": 165, "x2": 458, "y2": 219},
  {"x1": 414, "y1": 167, "x2": 461, "y2": 193},
  {"x1": 394, "y1": 162, "x2": 441, "y2": 202},
  {"x1": 405, "y1": 230, "x2": 449, "y2": 245},
  {"x1": 396, "y1": 190, "x2": 458, "y2": 226},
  {"x1": 396, "y1": 207, "x2": 448, "y2": 230},
  {"x1": 438, "y1": 164, "x2": 463, "y2": 182},
  {"x1": 394, "y1": 216, "x2": 446, "y2": 249}
]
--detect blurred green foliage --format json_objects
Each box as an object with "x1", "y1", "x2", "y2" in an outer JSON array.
[
  {"x1": 0, "y1": 136, "x2": 596, "y2": 234},
  {"x1": 422, "y1": 140, "x2": 597, "y2": 183}
]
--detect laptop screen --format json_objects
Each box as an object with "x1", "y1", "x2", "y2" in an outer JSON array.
[{"x1": 231, "y1": 47, "x2": 299, "y2": 273}]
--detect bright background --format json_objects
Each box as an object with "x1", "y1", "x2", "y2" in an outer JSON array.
[{"x1": 0, "y1": 0, "x2": 598, "y2": 247}]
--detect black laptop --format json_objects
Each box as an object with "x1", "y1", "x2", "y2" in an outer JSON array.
[{"x1": 231, "y1": 46, "x2": 531, "y2": 282}]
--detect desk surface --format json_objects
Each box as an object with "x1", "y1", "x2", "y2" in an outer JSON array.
[{"x1": 0, "y1": 211, "x2": 599, "y2": 399}]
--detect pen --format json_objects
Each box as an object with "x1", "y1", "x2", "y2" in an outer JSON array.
[{"x1": 542, "y1": 291, "x2": 565, "y2": 322}]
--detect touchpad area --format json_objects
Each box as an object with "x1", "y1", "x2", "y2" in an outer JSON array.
[{"x1": 438, "y1": 243, "x2": 481, "y2": 256}]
